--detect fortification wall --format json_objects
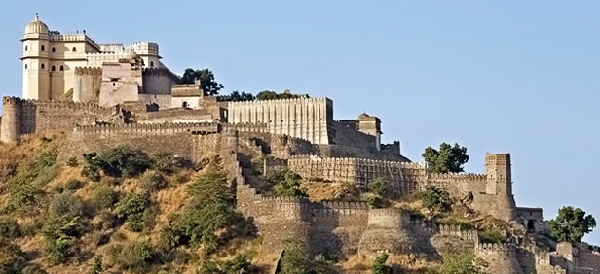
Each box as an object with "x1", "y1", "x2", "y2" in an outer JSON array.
[
  {"x1": 331, "y1": 121, "x2": 377, "y2": 151},
  {"x1": 0, "y1": 97, "x2": 119, "y2": 143},
  {"x1": 475, "y1": 243, "x2": 525, "y2": 274},
  {"x1": 228, "y1": 97, "x2": 333, "y2": 145},
  {"x1": 578, "y1": 244, "x2": 600, "y2": 273},
  {"x1": 141, "y1": 68, "x2": 179, "y2": 95},
  {"x1": 73, "y1": 67, "x2": 102, "y2": 102},
  {"x1": 318, "y1": 144, "x2": 410, "y2": 161}
]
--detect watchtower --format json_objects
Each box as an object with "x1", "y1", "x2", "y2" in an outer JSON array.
[
  {"x1": 0, "y1": 97, "x2": 22, "y2": 143},
  {"x1": 21, "y1": 14, "x2": 51, "y2": 100},
  {"x1": 484, "y1": 154, "x2": 517, "y2": 222}
]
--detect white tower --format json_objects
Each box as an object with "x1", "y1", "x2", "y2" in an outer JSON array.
[{"x1": 21, "y1": 14, "x2": 50, "y2": 100}]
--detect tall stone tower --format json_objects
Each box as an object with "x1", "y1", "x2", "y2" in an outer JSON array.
[
  {"x1": 0, "y1": 97, "x2": 21, "y2": 143},
  {"x1": 21, "y1": 14, "x2": 50, "y2": 100},
  {"x1": 357, "y1": 113, "x2": 382, "y2": 150},
  {"x1": 484, "y1": 154, "x2": 517, "y2": 222}
]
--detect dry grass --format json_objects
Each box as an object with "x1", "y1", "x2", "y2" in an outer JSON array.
[{"x1": 303, "y1": 180, "x2": 360, "y2": 202}]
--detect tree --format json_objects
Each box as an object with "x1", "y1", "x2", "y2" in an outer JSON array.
[
  {"x1": 256, "y1": 90, "x2": 302, "y2": 101},
  {"x1": 368, "y1": 177, "x2": 388, "y2": 197},
  {"x1": 274, "y1": 170, "x2": 308, "y2": 197},
  {"x1": 439, "y1": 253, "x2": 488, "y2": 274},
  {"x1": 229, "y1": 91, "x2": 255, "y2": 102},
  {"x1": 181, "y1": 68, "x2": 224, "y2": 96},
  {"x1": 418, "y1": 186, "x2": 452, "y2": 214},
  {"x1": 280, "y1": 239, "x2": 313, "y2": 274},
  {"x1": 548, "y1": 206, "x2": 596, "y2": 244},
  {"x1": 422, "y1": 143, "x2": 469, "y2": 173}
]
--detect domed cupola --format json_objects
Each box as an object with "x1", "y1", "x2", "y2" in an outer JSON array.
[{"x1": 23, "y1": 14, "x2": 49, "y2": 39}]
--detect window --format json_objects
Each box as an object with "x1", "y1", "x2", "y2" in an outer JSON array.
[
  {"x1": 24, "y1": 64, "x2": 27, "y2": 69},
  {"x1": 24, "y1": 45, "x2": 28, "y2": 51},
  {"x1": 41, "y1": 45, "x2": 45, "y2": 51},
  {"x1": 72, "y1": 47, "x2": 77, "y2": 52},
  {"x1": 182, "y1": 101, "x2": 188, "y2": 108},
  {"x1": 150, "y1": 61, "x2": 154, "y2": 67},
  {"x1": 51, "y1": 65, "x2": 56, "y2": 71},
  {"x1": 41, "y1": 63, "x2": 45, "y2": 69},
  {"x1": 59, "y1": 65, "x2": 64, "y2": 71},
  {"x1": 52, "y1": 47, "x2": 56, "y2": 52}
]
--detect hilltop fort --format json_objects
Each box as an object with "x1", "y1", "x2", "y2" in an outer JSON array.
[{"x1": 0, "y1": 16, "x2": 598, "y2": 274}]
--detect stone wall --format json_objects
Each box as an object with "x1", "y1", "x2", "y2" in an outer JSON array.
[
  {"x1": 331, "y1": 120, "x2": 377, "y2": 151},
  {"x1": 141, "y1": 68, "x2": 179, "y2": 95},
  {"x1": 73, "y1": 67, "x2": 102, "y2": 102}
]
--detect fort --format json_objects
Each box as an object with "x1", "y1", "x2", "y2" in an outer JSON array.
[{"x1": 0, "y1": 16, "x2": 598, "y2": 274}]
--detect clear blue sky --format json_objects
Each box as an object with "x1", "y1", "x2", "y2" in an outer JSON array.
[{"x1": 1, "y1": 1, "x2": 598, "y2": 244}]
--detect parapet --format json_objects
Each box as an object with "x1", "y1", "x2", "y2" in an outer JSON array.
[
  {"x1": 2, "y1": 96, "x2": 21, "y2": 105},
  {"x1": 74, "y1": 122, "x2": 220, "y2": 135},
  {"x1": 222, "y1": 123, "x2": 268, "y2": 133},
  {"x1": 475, "y1": 243, "x2": 515, "y2": 255},
  {"x1": 427, "y1": 173, "x2": 487, "y2": 183},
  {"x1": 74, "y1": 67, "x2": 102, "y2": 76}
]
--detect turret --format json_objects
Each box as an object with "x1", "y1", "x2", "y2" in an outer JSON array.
[
  {"x1": 21, "y1": 14, "x2": 50, "y2": 100},
  {"x1": 1, "y1": 97, "x2": 22, "y2": 143},
  {"x1": 357, "y1": 112, "x2": 382, "y2": 150},
  {"x1": 484, "y1": 154, "x2": 517, "y2": 222}
]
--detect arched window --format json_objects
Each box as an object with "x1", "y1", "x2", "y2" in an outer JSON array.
[
  {"x1": 59, "y1": 65, "x2": 64, "y2": 71},
  {"x1": 41, "y1": 45, "x2": 45, "y2": 51},
  {"x1": 52, "y1": 47, "x2": 56, "y2": 52},
  {"x1": 51, "y1": 65, "x2": 56, "y2": 71},
  {"x1": 72, "y1": 47, "x2": 77, "y2": 52},
  {"x1": 24, "y1": 64, "x2": 27, "y2": 69},
  {"x1": 150, "y1": 61, "x2": 154, "y2": 67},
  {"x1": 182, "y1": 101, "x2": 188, "y2": 108},
  {"x1": 24, "y1": 45, "x2": 28, "y2": 51},
  {"x1": 41, "y1": 63, "x2": 45, "y2": 69}
]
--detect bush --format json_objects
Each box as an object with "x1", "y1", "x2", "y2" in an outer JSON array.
[
  {"x1": 438, "y1": 253, "x2": 487, "y2": 274},
  {"x1": 21, "y1": 264, "x2": 47, "y2": 274},
  {"x1": 48, "y1": 192, "x2": 84, "y2": 219},
  {"x1": 280, "y1": 239, "x2": 314, "y2": 274},
  {"x1": 140, "y1": 170, "x2": 167, "y2": 191},
  {"x1": 114, "y1": 192, "x2": 151, "y2": 231},
  {"x1": 371, "y1": 253, "x2": 392, "y2": 274},
  {"x1": 108, "y1": 240, "x2": 154, "y2": 271},
  {"x1": 0, "y1": 218, "x2": 21, "y2": 238},
  {"x1": 478, "y1": 230, "x2": 506, "y2": 244},
  {"x1": 0, "y1": 241, "x2": 27, "y2": 273},
  {"x1": 273, "y1": 170, "x2": 308, "y2": 197},
  {"x1": 83, "y1": 146, "x2": 152, "y2": 178},
  {"x1": 367, "y1": 177, "x2": 388, "y2": 197},
  {"x1": 66, "y1": 157, "x2": 79, "y2": 167},
  {"x1": 4, "y1": 150, "x2": 58, "y2": 214},
  {"x1": 152, "y1": 152, "x2": 173, "y2": 174},
  {"x1": 64, "y1": 178, "x2": 82, "y2": 190},
  {"x1": 418, "y1": 186, "x2": 452, "y2": 214},
  {"x1": 363, "y1": 194, "x2": 384, "y2": 209},
  {"x1": 42, "y1": 216, "x2": 80, "y2": 263},
  {"x1": 221, "y1": 254, "x2": 252, "y2": 274},
  {"x1": 92, "y1": 184, "x2": 119, "y2": 210}
]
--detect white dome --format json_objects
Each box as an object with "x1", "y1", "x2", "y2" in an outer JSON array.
[{"x1": 24, "y1": 14, "x2": 48, "y2": 35}]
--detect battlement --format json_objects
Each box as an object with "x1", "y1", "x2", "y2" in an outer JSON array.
[
  {"x1": 435, "y1": 224, "x2": 479, "y2": 239},
  {"x1": 475, "y1": 243, "x2": 515, "y2": 255},
  {"x1": 127, "y1": 42, "x2": 159, "y2": 55},
  {"x1": 3, "y1": 96, "x2": 21, "y2": 105},
  {"x1": 427, "y1": 173, "x2": 487, "y2": 182},
  {"x1": 74, "y1": 122, "x2": 220, "y2": 135},
  {"x1": 228, "y1": 96, "x2": 327, "y2": 106},
  {"x1": 222, "y1": 123, "x2": 269, "y2": 133},
  {"x1": 49, "y1": 33, "x2": 100, "y2": 49},
  {"x1": 2, "y1": 96, "x2": 113, "y2": 113},
  {"x1": 74, "y1": 67, "x2": 102, "y2": 76}
]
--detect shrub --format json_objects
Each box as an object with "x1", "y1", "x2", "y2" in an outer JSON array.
[
  {"x1": 48, "y1": 192, "x2": 84, "y2": 219},
  {"x1": 91, "y1": 184, "x2": 119, "y2": 210},
  {"x1": 42, "y1": 216, "x2": 80, "y2": 263},
  {"x1": 152, "y1": 152, "x2": 173, "y2": 174},
  {"x1": 21, "y1": 264, "x2": 47, "y2": 274},
  {"x1": 0, "y1": 218, "x2": 21, "y2": 238},
  {"x1": 0, "y1": 241, "x2": 27, "y2": 273},
  {"x1": 478, "y1": 230, "x2": 506, "y2": 244},
  {"x1": 66, "y1": 157, "x2": 79, "y2": 167},
  {"x1": 83, "y1": 146, "x2": 151, "y2": 178},
  {"x1": 221, "y1": 254, "x2": 252, "y2": 274},
  {"x1": 140, "y1": 170, "x2": 167, "y2": 191},
  {"x1": 198, "y1": 260, "x2": 220, "y2": 274},
  {"x1": 418, "y1": 186, "x2": 452, "y2": 214},
  {"x1": 367, "y1": 177, "x2": 388, "y2": 197},
  {"x1": 363, "y1": 194, "x2": 384, "y2": 209},
  {"x1": 114, "y1": 192, "x2": 151, "y2": 231},
  {"x1": 438, "y1": 253, "x2": 488, "y2": 274},
  {"x1": 90, "y1": 256, "x2": 102, "y2": 274},
  {"x1": 64, "y1": 178, "x2": 82, "y2": 190},
  {"x1": 273, "y1": 170, "x2": 307, "y2": 197},
  {"x1": 280, "y1": 239, "x2": 314, "y2": 274},
  {"x1": 108, "y1": 240, "x2": 154, "y2": 271},
  {"x1": 371, "y1": 253, "x2": 392, "y2": 274}
]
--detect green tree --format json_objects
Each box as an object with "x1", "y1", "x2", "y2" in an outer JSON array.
[
  {"x1": 371, "y1": 253, "x2": 392, "y2": 274},
  {"x1": 368, "y1": 177, "x2": 388, "y2": 197},
  {"x1": 229, "y1": 90, "x2": 255, "y2": 102},
  {"x1": 280, "y1": 239, "x2": 313, "y2": 274},
  {"x1": 181, "y1": 68, "x2": 224, "y2": 95},
  {"x1": 274, "y1": 170, "x2": 308, "y2": 197},
  {"x1": 422, "y1": 143, "x2": 469, "y2": 173},
  {"x1": 548, "y1": 206, "x2": 596, "y2": 244},
  {"x1": 114, "y1": 192, "x2": 151, "y2": 231},
  {"x1": 418, "y1": 186, "x2": 452, "y2": 214},
  {"x1": 256, "y1": 90, "x2": 302, "y2": 101}
]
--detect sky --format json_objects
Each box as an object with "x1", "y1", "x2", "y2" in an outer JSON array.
[{"x1": 1, "y1": 1, "x2": 598, "y2": 244}]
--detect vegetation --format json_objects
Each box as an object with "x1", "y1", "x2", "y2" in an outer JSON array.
[
  {"x1": 279, "y1": 239, "x2": 314, "y2": 274},
  {"x1": 107, "y1": 240, "x2": 154, "y2": 272},
  {"x1": 273, "y1": 170, "x2": 308, "y2": 197},
  {"x1": 114, "y1": 192, "x2": 152, "y2": 231},
  {"x1": 151, "y1": 151, "x2": 174, "y2": 174},
  {"x1": 82, "y1": 145, "x2": 152, "y2": 179},
  {"x1": 418, "y1": 186, "x2": 452, "y2": 214},
  {"x1": 181, "y1": 68, "x2": 224, "y2": 95},
  {"x1": 371, "y1": 253, "x2": 393, "y2": 274},
  {"x1": 91, "y1": 183, "x2": 119, "y2": 210},
  {"x1": 228, "y1": 90, "x2": 255, "y2": 102},
  {"x1": 256, "y1": 90, "x2": 303, "y2": 101},
  {"x1": 367, "y1": 177, "x2": 388, "y2": 197},
  {"x1": 478, "y1": 230, "x2": 506, "y2": 244},
  {"x1": 139, "y1": 170, "x2": 167, "y2": 191},
  {"x1": 438, "y1": 253, "x2": 488, "y2": 274},
  {"x1": 0, "y1": 241, "x2": 28, "y2": 274},
  {"x1": 0, "y1": 217, "x2": 21, "y2": 238},
  {"x1": 161, "y1": 166, "x2": 242, "y2": 251},
  {"x1": 422, "y1": 143, "x2": 469, "y2": 173},
  {"x1": 548, "y1": 206, "x2": 596, "y2": 244}
]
